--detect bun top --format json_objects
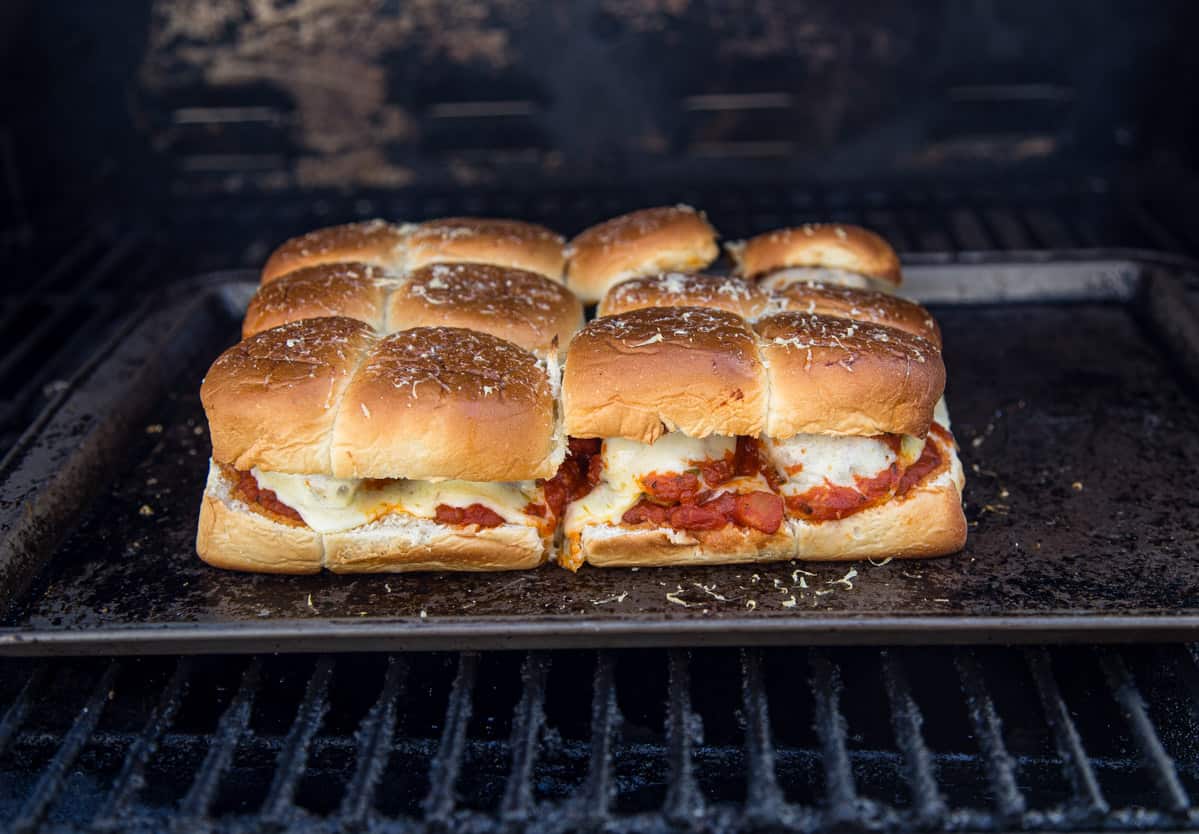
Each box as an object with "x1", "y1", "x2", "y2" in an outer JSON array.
[
  {"x1": 563, "y1": 306, "x2": 768, "y2": 443},
  {"x1": 405, "y1": 218, "x2": 566, "y2": 280},
  {"x1": 770, "y1": 282, "x2": 941, "y2": 347},
  {"x1": 261, "y1": 220, "x2": 408, "y2": 284},
  {"x1": 566, "y1": 206, "x2": 719, "y2": 303},
  {"x1": 598, "y1": 272, "x2": 768, "y2": 319},
  {"x1": 562, "y1": 306, "x2": 943, "y2": 443},
  {"x1": 202, "y1": 317, "x2": 561, "y2": 481},
  {"x1": 386, "y1": 263, "x2": 582, "y2": 357},
  {"x1": 755, "y1": 312, "x2": 943, "y2": 439},
  {"x1": 242, "y1": 262, "x2": 389, "y2": 338},
  {"x1": 728, "y1": 223, "x2": 901, "y2": 287}
]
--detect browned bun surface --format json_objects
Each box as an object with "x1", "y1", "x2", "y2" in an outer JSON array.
[
  {"x1": 563, "y1": 306, "x2": 767, "y2": 443},
  {"x1": 332, "y1": 327, "x2": 560, "y2": 481},
  {"x1": 324, "y1": 522, "x2": 547, "y2": 572},
  {"x1": 575, "y1": 525, "x2": 795, "y2": 568},
  {"x1": 770, "y1": 283, "x2": 942, "y2": 347},
  {"x1": 598, "y1": 272, "x2": 768, "y2": 319},
  {"x1": 261, "y1": 220, "x2": 408, "y2": 284},
  {"x1": 202, "y1": 317, "x2": 378, "y2": 474},
  {"x1": 755, "y1": 312, "x2": 944, "y2": 439},
  {"x1": 406, "y1": 217, "x2": 566, "y2": 280},
  {"x1": 793, "y1": 436, "x2": 966, "y2": 560},
  {"x1": 386, "y1": 263, "x2": 582, "y2": 357},
  {"x1": 566, "y1": 206, "x2": 719, "y2": 302},
  {"x1": 730, "y1": 224, "x2": 901, "y2": 286},
  {"x1": 197, "y1": 489, "x2": 324, "y2": 574},
  {"x1": 242, "y1": 263, "x2": 390, "y2": 338}
]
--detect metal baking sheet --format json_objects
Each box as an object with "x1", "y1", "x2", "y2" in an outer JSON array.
[{"x1": 1, "y1": 253, "x2": 1198, "y2": 654}]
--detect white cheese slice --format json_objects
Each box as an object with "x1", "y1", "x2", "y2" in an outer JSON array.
[
  {"x1": 250, "y1": 468, "x2": 540, "y2": 533},
  {"x1": 602, "y1": 432, "x2": 735, "y2": 497}
]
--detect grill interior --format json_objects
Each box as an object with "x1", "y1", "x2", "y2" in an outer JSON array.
[{"x1": 2, "y1": 646, "x2": 1199, "y2": 832}]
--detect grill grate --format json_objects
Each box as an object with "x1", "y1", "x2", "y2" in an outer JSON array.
[{"x1": 0, "y1": 647, "x2": 1196, "y2": 832}]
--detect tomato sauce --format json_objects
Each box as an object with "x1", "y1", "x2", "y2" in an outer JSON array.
[
  {"x1": 434, "y1": 503, "x2": 505, "y2": 528},
  {"x1": 229, "y1": 467, "x2": 305, "y2": 525},
  {"x1": 540, "y1": 437, "x2": 603, "y2": 518},
  {"x1": 621, "y1": 489, "x2": 783, "y2": 534}
]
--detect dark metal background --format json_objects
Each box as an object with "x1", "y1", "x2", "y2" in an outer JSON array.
[{"x1": 1, "y1": 255, "x2": 1197, "y2": 654}]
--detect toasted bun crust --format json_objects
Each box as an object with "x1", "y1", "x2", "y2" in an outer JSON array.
[
  {"x1": 729, "y1": 224, "x2": 901, "y2": 286},
  {"x1": 793, "y1": 439, "x2": 966, "y2": 560},
  {"x1": 566, "y1": 206, "x2": 719, "y2": 302},
  {"x1": 261, "y1": 220, "x2": 409, "y2": 284},
  {"x1": 202, "y1": 317, "x2": 378, "y2": 474},
  {"x1": 197, "y1": 464, "x2": 547, "y2": 573},
  {"x1": 577, "y1": 525, "x2": 795, "y2": 568},
  {"x1": 386, "y1": 263, "x2": 582, "y2": 357},
  {"x1": 755, "y1": 312, "x2": 944, "y2": 439},
  {"x1": 242, "y1": 263, "x2": 389, "y2": 338},
  {"x1": 406, "y1": 218, "x2": 566, "y2": 280},
  {"x1": 203, "y1": 318, "x2": 560, "y2": 480},
  {"x1": 770, "y1": 283, "x2": 942, "y2": 347},
  {"x1": 332, "y1": 327, "x2": 560, "y2": 481},
  {"x1": 563, "y1": 306, "x2": 767, "y2": 443},
  {"x1": 598, "y1": 273, "x2": 768, "y2": 319},
  {"x1": 325, "y1": 519, "x2": 546, "y2": 572}
]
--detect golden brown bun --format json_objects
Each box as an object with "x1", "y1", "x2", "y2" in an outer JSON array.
[
  {"x1": 577, "y1": 525, "x2": 795, "y2": 568},
  {"x1": 566, "y1": 206, "x2": 719, "y2": 302},
  {"x1": 793, "y1": 438, "x2": 966, "y2": 560},
  {"x1": 729, "y1": 224, "x2": 901, "y2": 286},
  {"x1": 261, "y1": 220, "x2": 409, "y2": 284},
  {"x1": 325, "y1": 520, "x2": 546, "y2": 572},
  {"x1": 242, "y1": 263, "x2": 389, "y2": 338},
  {"x1": 770, "y1": 283, "x2": 942, "y2": 348},
  {"x1": 755, "y1": 312, "x2": 944, "y2": 439},
  {"x1": 332, "y1": 327, "x2": 561, "y2": 481},
  {"x1": 598, "y1": 273, "x2": 768, "y2": 319},
  {"x1": 563, "y1": 306, "x2": 767, "y2": 443},
  {"x1": 202, "y1": 317, "x2": 378, "y2": 474},
  {"x1": 386, "y1": 263, "x2": 582, "y2": 357},
  {"x1": 406, "y1": 218, "x2": 566, "y2": 280},
  {"x1": 196, "y1": 465, "x2": 323, "y2": 574},
  {"x1": 203, "y1": 318, "x2": 561, "y2": 480}
]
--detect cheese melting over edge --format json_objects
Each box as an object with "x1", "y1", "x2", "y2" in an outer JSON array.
[{"x1": 250, "y1": 468, "x2": 542, "y2": 534}]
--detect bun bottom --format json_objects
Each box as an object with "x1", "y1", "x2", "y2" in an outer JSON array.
[
  {"x1": 577, "y1": 525, "x2": 796, "y2": 568},
  {"x1": 196, "y1": 465, "x2": 547, "y2": 574}
]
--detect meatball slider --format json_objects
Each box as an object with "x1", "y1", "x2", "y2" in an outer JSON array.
[
  {"x1": 197, "y1": 317, "x2": 565, "y2": 574},
  {"x1": 559, "y1": 306, "x2": 965, "y2": 568},
  {"x1": 566, "y1": 206, "x2": 719, "y2": 303},
  {"x1": 728, "y1": 223, "x2": 902, "y2": 293}
]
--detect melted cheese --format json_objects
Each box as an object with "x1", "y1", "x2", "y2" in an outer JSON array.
[
  {"x1": 934, "y1": 397, "x2": 951, "y2": 430},
  {"x1": 602, "y1": 432, "x2": 736, "y2": 496},
  {"x1": 250, "y1": 468, "x2": 540, "y2": 533},
  {"x1": 765, "y1": 433, "x2": 924, "y2": 496},
  {"x1": 759, "y1": 267, "x2": 872, "y2": 291}
]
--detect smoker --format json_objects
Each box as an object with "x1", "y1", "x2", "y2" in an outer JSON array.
[{"x1": 1, "y1": 2, "x2": 1199, "y2": 832}]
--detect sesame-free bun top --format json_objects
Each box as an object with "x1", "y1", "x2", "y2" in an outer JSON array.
[
  {"x1": 771, "y1": 283, "x2": 942, "y2": 347},
  {"x1": 261, "y1": 220, "x2": 409, "y2": 284},
  {"x1": 755, "y1": 312, "x2": 943, "y2": 439},
  {"x1": 202, "y1": 317, "x2": 561, "y2": 481},
  {"x1": 242, "y1": 263, "x2": 390, "y2": 338},
  {"x1": 405, "y1": 218, "x2": 566, "y2": 280},
  {"x1": 566, "y1": 206, "x2": 719, "y2": 303},
  {"x1": 386, "y1": 263, "x2": 583, "y2": 357},
  {"x1": 563, "y1": 306, "x2": 767, "y2": 443},
  {"x1": 598, "y1": 273, "x2": 768, "y2": 319},
  {"x1": 729, "y1": 223, "x2": 901, "y2": 287}
]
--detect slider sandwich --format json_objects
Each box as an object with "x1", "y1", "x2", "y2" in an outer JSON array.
[
  {"x1": 558, "y1": 306, "x2": 964, "y2": 568},
  {"x1": 260, "y1": 217, "x2": 566, "y2": 285},
  {"x1": 197, "y1": 317, "x2": 565, "y2": 573},
  {"x1": 727, "y1": 223, "x2": 902, "y2": 293},
  {"x1": 599, "y1": 272, "x2": 940, "y2": 346},
  {"x1": 565, "y1": 205, "x2": 719, "y2": 302},
  {"x1": 243, "y1": 261, "x2": 582, "y2": 358}
]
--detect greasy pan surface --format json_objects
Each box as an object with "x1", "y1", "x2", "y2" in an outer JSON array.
[{"x1": 0, "y1": 258, "x2": 1197, "y2": 653}]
